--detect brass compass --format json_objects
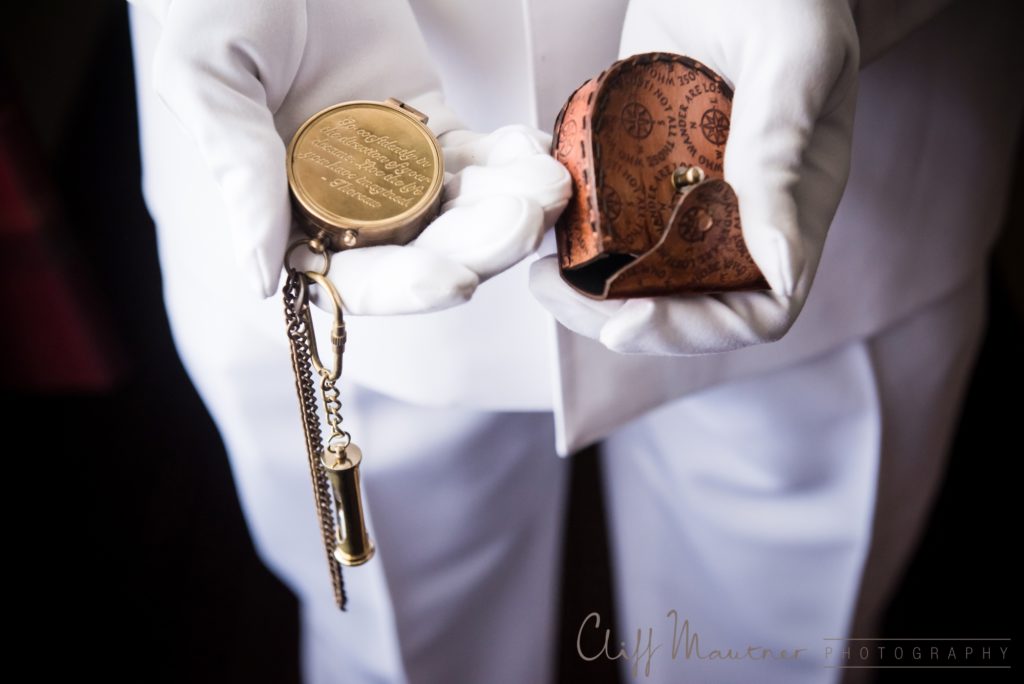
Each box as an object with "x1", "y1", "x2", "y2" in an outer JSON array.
[
  {"x1": 287, "y1": 97, "x2": 444, "y2": 250},
  {"x1": 283, "y1": 97, "x2": 445, "y2": 610}
]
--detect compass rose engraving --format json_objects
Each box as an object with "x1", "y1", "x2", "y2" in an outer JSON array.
[
  {"x1": 699, "y1": 108, "x2": 729, "y2": 145},
  {"x1": 621, "y1": 101, "x2": 654, "y2": 139}
]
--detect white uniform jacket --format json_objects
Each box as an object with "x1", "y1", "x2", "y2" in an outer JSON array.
[{"x1": 132, "y1": 0, "x2": 1023, "y2": 454}]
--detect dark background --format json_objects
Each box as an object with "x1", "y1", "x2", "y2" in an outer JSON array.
[{"x1": 2, "y1": 4, "x2": 1019, "y2": 682}]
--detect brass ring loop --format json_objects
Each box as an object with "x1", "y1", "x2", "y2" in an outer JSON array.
[
  {"x1": 303, "y1": 270, "x2": 346, "y2": 381},
  {"x1": 285, "y1": 238, "x2": 330, "y2": 276},
  {"x1": 327, "y1": 432, "x2": 352, "y2": 454},
  {"x1": 304, "y1": 271, "x2": 345, "y2": 318}
]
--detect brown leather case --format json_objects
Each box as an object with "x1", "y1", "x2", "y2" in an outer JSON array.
[{"x1": 552, "y1": 52, "x2": 768, "y2": 299}]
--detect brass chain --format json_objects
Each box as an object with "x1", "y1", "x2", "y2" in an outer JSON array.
[
  {"x1": 283, "y1": 268, "x2": 347, "y2": 610},
  {"x1": 322, "y1": 375, "x2": 351, "y2": 453}
]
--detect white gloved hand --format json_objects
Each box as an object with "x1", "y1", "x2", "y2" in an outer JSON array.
[
  {"x1": 295, "y1": 125, "x2": 570, "y2": 315},
  {"x1": 132, "y1": 0, "x2": 570, "y2": 312},
  {"x1": 529, "y1": 0, "x2": 861, "y2": 355}
]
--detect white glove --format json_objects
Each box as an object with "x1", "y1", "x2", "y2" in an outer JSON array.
[
  {"x1": 295, "y1": 125, "x2": 570, "y2": 314},
  {"x1": 530, "y1": 0, "x2": 861, "y2": 355},
  {"x1": 132, "y1": 0, "x2": 570, "y2": 312}
]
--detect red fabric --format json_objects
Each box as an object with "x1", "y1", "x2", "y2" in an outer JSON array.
[{"x1": 0, "y1": 103, "x2": 120, "y2": 392}]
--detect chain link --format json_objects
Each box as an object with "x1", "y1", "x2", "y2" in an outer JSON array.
[
  {"x1": 283, "y1": 269, "x2": 347, "y2": 610},
  {"x1": 321, "y1": 376, "x2": 352, "y2": 452}
]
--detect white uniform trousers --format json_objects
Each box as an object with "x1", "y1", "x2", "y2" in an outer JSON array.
[
  {"x1": 599, "y1": 269, "x2": 986, "y2": 684},
  {"x1": 284, "y1": 270, "x2": 986, "y2": 683}
]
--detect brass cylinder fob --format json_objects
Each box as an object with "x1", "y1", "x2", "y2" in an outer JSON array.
[{"x1": 286, "y1": 98, "x2": 444, "y2": 250}]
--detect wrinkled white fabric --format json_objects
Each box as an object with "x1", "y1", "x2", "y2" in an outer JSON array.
[{"x1": 134, "y1": 0, "x2": 569, "y2": 310}]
